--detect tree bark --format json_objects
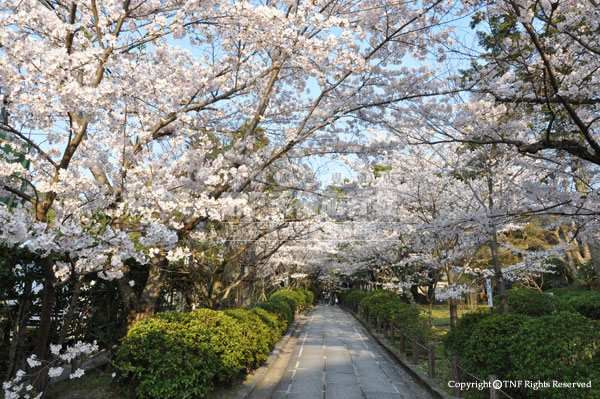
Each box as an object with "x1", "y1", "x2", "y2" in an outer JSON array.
[
  {"x1": 6, "y1": 278, "x2": 32, "y2": 379},
  {"x1": 490, "y1": 230, "x2": 509, "y2": 314},
  {"x1": 57, "y1": 276, "x2": 83, "y2": 346},
  {"x1": 117, "y1": 259, "x2": 168, "y2": 329},
  {"x1": 587, "y1": 241, "x2": 600, "y2": 289},
  {"x1": 446, "y1": 266, "x2": 458, "y2": 329},
  {"x1": 486, "y1": 147, "x2": 509, "y2": 314},
  {"x1": 449, "y1": 298, "x2": 458, "y2": 329},
  {"x1": 35, "y1": 257, "x2": 56, "y2": 360}
]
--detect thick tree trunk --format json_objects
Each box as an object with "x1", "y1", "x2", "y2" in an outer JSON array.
[
  {"x1": 554, "y1": 225, "x2": 592, "y2": 283},
  {"x1": 117, "y1": 259, "x2": 168, "y2": 329}
]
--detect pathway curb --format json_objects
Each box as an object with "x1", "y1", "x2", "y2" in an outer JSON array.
[
  {"x1": 233, "y1": 308, "x2": 312, "y2": 399},
  {"x1": 339, "y1": 305, "x2": 456, "y2": 399}
]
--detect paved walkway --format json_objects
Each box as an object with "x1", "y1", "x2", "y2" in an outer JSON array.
[{"x1": 259, "y1": 305, "x2": 435, "y2": 399}]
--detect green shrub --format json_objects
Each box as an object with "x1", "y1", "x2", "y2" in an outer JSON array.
[
  {"x1": 224, "y1": 309, "x2": 275, "y2": 368},
  {"x1": 444, "y1": 311, "x2": 491, "y2": 357},
  {"x1": 392, "y1": 304, "x2": 434, "y2": 342},
  {"x1": 182, "y1": 309, "x2": 253, "y2": 383},
  {"x1": 116, "y1": 313, "x2": 219, "y2": 399},
  {"x1": 452, "y1": 313, "x2": 530, "y2": 379},
  {"x1": 554, "y1": 290, "x2": 600, "y2": 319},
  {"x1": 250, "y1": 306, "x2": 283, "y2": 336},
  {"x1": 343, "y1": 290, "x2": 369, "y2": 310},
  {"x1": 359, "y1": 290, "x2": 398, "y2": 316},
  {"x1": 547, "y1": 287, "x2": 584, "y2": 297},
  {"x1": 376, "y1": 300, "x2": 410, "y2": 323},
  {"x1": 445, "y1": 311, "x2": 600, "y2": 399},
  {"x1": 258, "y1": 298, "x2": 291, "y2": 326},
  {"x1": 305, "y1": 290, "x2": 315, "y2": 305},
  {"x1": 293, "y1": 288, "x2": 314, "y2": 307},
  {"x1": 495, "y1": 288, "x2": 567, "y2": 316},
  {"x1": 509, "y1": 312, "x2": 600, "y2": 398},
  {"x1": 116, "y1": 290, "x2": 312, "y2": 398},
  {"x1": 270, "y1": 290, "x2": 300, "y2": 313}
]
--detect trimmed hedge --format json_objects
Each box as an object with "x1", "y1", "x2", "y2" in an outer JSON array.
[
  {"x1": 259, "y1": 295, "x2": 294, "y2": 327},
  {"x1": 553, "y1": 289, "x2": 600, "y2": 319},
  {"x1": 116, "y1": 289, "x2": 313, "y2": 399},
  {"x1": 342, "y1": 289, "x2": 434, "y2": 343},
  {"x1": 494, "y1": 288, "x2": 571, "y2": 316},
  {"x1": 445, "y1": 311, "x2": 600, "y2": 399},
  {"x1": 392, "y1": 303, "x2": 434, "y2": 342},
  {"x1": 444, "y1": 311, "x2": 491, "y2": 357},
  {"x1": 446, "y1": 313, "x2": 530, "y2": 380},
  {"x1": 115, "y1": 313, "x2": 219, "y2": 399},
  {"x1": 358, "y1": 290, "x2": 398, "y2": 315},
  {"x1": 293, "y1": 288, "x2": 314, "y2": 307},
  {"x1": 342, "y1": 290, "x2": 370, "y2": 310}
]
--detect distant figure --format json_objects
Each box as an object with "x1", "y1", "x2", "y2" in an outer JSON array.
[{"x1": 330, "y1": 293, "x2": 335, "y2": 306}]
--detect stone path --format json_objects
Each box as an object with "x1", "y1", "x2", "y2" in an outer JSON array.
[{"x1": 262, "y1": 305, "x2": 435, "y2": 399}]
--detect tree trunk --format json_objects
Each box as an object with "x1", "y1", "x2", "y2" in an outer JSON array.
[
  {"x1": 485, "y1": 151, "x2": 509, "y2": 314},
  {"x1": 33, "y1": 256, "x2": 56, "y2": 392},
  {"x1": 35, "y1": 257, "x2": 56, "y2": 360},
  {"x1": 6, "y1": 279, "x2": 32, "y2": 379},
  {"x1": 57, "y1": 276, "x2": 83, "y2": 346},
  {"x1": 117, "y1": 259, "x2": 168, "y2": 329},
  {"x1": 449, "y1": 298, "x2": 458, "y2": 329},
  {"x1": 588, "y1": 241, "x2": 600, "y2": 289},
  {"x1": 490, "y1": 230, "x2": 509, "y2": 314},
  {"x1": 446, "y1": 266, "x2": 458, "y2": 329}
]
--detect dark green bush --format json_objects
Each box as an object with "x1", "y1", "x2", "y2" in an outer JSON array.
[
  {"x1": 260, "y1": 295, "x2": 295, "y2": 328},
  {"x1": 343, "y1": 290, "x2": 370, "y2": 310},
  {"x1": 547, "y1": 287, "x2": 583, "y2": 297},
  {"x1": 444, "y1": 311, "x2": 491, "y2": 357},
  {"x1": 359, "y1": 290, "x2": 398, "y2": 315},
  {"x1": 554, "y1": 290, "x2": 600, "y2": 319},
  {"x1": 446, "y1": 311, "x2": 600, "y2": 399},
  {"x1": 117, "y1": 290, "x2": 312, "y2": 398},
  {"x1": 116, "y1": 313, "x2": 219, "y2": 399},
  {"x1": 376, "y1": 300, "x2": 409, "y2": 323},
  {"x1": 453, "y1": 313, "x2": 530, "y2": 380},
  {"x1": 392, "y1": 304, "x2": 433, "y2": 342},
  {"x1": 349, "y1": 290, "x2": 434, "y2": 343},
  {"x1": 293, "y1": 288, "x2": 314, "y2": 307},
  {"x1": 495, "y1": 288, "x2": 568, "y2": 316},
  {"x1": 509, "y1": 312, "x2": 600, "y2": 399}
]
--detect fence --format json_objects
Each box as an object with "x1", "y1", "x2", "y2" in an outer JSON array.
[{"x1": 356, "y1": 305, "x2": 514, "y2": 399}]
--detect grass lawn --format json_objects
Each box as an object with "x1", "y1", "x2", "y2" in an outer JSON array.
[{"x1": 416, "y1": 303, "x2": 490, "y2": 333}]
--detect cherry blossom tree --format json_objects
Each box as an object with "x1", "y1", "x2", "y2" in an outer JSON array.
[
  {"x1": 329, "y1": 132, "x2": 568, "y2": 324},
  {"x1": 0, "y1": 2, "x2": 458, "y2": 392},
  {"x1": 379, "y1": 0, "x2": 600, "y2": 288}
]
